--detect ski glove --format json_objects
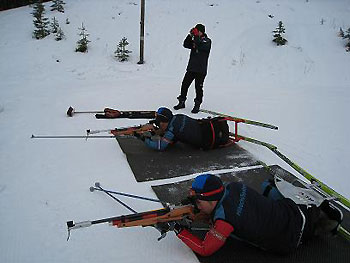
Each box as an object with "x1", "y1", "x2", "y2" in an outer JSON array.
[{"x1": 190, "y1": 28, "x2": 199, "y2": 36}]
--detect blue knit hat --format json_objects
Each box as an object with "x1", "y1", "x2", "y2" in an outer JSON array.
[
  {"x1": 155, "y1": 107, "x2": 173, "y2": 126},
  {"x1": 191, "y1": 174, "x2": 224, "y2": 201}
]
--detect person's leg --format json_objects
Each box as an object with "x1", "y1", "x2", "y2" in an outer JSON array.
[
  {"x1": 174, "y1": 71, "x2": 195, "y2": 110},
  {"x1": 261, "y1": 179, "x2": 284, "y2": 200},
  {"x1": 192, "y1": 73, "x2": 206, "y2": 113}
]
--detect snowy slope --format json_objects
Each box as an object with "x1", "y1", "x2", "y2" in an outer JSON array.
[{"x1": 0, "y1": 0, "x2": 349, "y2": 262}]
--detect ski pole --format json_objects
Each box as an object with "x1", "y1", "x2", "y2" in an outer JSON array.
[
  {"x1": 67, "y1": 106, "x2": 103, "y2": 117},
  {"x1": 90, "y1": 183, "x2": 164, "y2": 204},
  {"x1": 94, "y1": 183, "x2": 137, "y2": 214}
]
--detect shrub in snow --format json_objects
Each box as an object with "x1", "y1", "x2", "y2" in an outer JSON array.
[
  {"x1": 75, "y1": 23, "x2": 90, "y2": 53},
  {"x1": 50, "y1": 17, "x2": 59, "y2": 33},
  {"x1": 343, "y1": 28, "x2": 350, "y2": 52},
  {"x1": 31, "y1": 1, "x2": 50, "y2": 39},
  {"x1": 51, "y1": 0, "x2": 65, "y2": 13},
  {"x1": 115, "y1": 37, "x2": 132, "y2": 62},
  {"x1": 55, "y1": 27, "x2": 65, "y2": 41},
  {"x1": 65, "y1": 18, "x2": 70, "y2": 24},
  {"x1": 338, "y1": 27, "x2": 344, "y2": 38},
  {"x1": 272, "y1": 21, "x2": 287, "y2": 46}
]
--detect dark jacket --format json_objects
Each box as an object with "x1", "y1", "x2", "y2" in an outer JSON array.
[
  {"x1": 177, "y1": 182, "x2": 306, "y2": 256},
  {"x1": 144, "y1": 115, "x2": 229, "y2": 151},
  {"x1": 213, "y1": 182, "x2": 304, "y2": 254},
  {"x1": 184, "y1": 34, "x2": 211, "y2": 75}
]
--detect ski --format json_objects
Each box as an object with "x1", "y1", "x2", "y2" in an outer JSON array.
[
  {"x1": 200, "y1": 109, "x2": 278, "y2": 130},
  {"x1": 230, "y1": 132, "x2": 350, "y2": 210}
]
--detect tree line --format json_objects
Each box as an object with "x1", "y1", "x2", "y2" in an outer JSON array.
[{"x1": 0, "y1": 0, "x2": 50, "y2": 11}]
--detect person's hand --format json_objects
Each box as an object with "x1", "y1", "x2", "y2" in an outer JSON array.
[{"x1": 155, "y1": 222, "x2": 171, "y2": 233}]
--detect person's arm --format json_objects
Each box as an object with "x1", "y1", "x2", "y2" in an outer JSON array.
[
  {"x1": 183, "y1": 34, "x2": 194, "y2": 49},
  {"x1": 144, "y1": 130, "x2": 174, "y2": 151},
  {"x1": 177, "y1": 219, "x2": 234, "y2": 257}
]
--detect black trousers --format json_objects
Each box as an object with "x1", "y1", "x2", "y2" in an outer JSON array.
[{"x1": 178, "y1": 71, "x2": 206, "y2": 103}]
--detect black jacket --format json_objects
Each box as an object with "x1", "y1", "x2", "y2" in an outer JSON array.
[
  {"x1": 183, "y1": 34, "x2": 211, "y2": 75},
  {"x1": 213, "y1": 182, "x2": 304, "y2": 254}
]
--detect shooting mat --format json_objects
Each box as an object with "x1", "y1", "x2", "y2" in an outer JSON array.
[
  {"x1": 116, "y1": 137, "x2": 260, "y2": 182},
  {"x1": 152, "y1": 165, "x2": 350, "y2": 263}
]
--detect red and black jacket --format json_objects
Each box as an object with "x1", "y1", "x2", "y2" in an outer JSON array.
[{"x1": 177, "y1": 182, "x2": 304, "y2": 256}]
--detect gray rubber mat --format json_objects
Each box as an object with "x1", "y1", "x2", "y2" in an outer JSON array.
[
  {"x1": 116, "y1": 137, "x2": 260, "y2": 182},
  {"x1": 152, "y1": 165, "x2": 350, "y2": 263}
]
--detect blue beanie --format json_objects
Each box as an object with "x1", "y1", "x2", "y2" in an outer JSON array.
[
  {"x1": 155, "y1": 107, "x2": 173, "y2": 125},
  {"x1": 192, "y1": 174, "x2": 224, "y2": 201}
]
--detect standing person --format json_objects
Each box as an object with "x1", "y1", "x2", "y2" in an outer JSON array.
[
  {"x1": 171, "y1": 174, "x2": 342, "y2": 257},
  {"x1": 174, "y1": 24, "x2": 211, "y2": 114}
]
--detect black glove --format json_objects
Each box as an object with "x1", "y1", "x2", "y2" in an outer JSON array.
[
  {"x1": 155, "y1": 222, "x2": 171, "y2": 233},
  {"x1": 133, "y1": 132, "x2": 145, "y2": 141}
]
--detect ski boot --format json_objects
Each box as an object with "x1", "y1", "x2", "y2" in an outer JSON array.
[
  {"x1": 174, "y1": 100, "x2": 185, "y2": 110},
  {"x1": 314, "y1": 200, "x2": 343, "y2": 236},
  {"x1": 191, "y1": 102, "x2": 201, "y2": 114}
]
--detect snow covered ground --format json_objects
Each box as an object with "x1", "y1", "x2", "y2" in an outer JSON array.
[{"x1": 0, "y1": 0, "x2": 349, "y2": 262}]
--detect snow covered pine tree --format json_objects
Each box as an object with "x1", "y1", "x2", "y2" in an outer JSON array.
[
  {"x1": 31, "y1": 1, "x2": 50, "y2": 39},
  {"x1": 115, "y1": 37, "x2": 132, "y2": 62},
  {"x1": 75, "y1": 23, "x2": 90, "y2": 53},
  {"x1": 50, "y1": 0, "x2": 65, "y2": 13},
  {"x1": 272, "y1": 21, "x2": 287, "y2": 46}
]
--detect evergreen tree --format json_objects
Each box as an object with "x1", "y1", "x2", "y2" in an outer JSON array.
[
  {"x1": 75, "y1": 23, "x2": 90, "y2": 53},
  {"x1": 114, "y1": 37, "x2": 132, "y2": 62},
  {"x1": 51, "y1": 0, "x2": 65, "y2": 13},
  {"x1": 50, "y1": 17, "x2": 59, "y2": 33},
  {"x1": 272, "y1": 21, "x2": 288, "y2": 46},
  {"x1": 55, "y1": 27, "x2": 65, "y2": 41},
  {"x1": 344, "y1": 28, "x2": 350, "y2": 52},
  {"x1": 338, "y1": 27, "x2": 344, "y2": 38},
  {"x1": 31, "y1": 1, "x2": 50, "y2": 39}
]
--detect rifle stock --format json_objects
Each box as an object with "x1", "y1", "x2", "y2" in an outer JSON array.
[
  {"x1": 111, "y1": 205, "x2": 194, "y2": 227},
  {"x1": 67, "y1": 205, "x2": 195, "y2": 240}
]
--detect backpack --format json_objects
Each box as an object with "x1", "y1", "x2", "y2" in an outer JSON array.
[{"x1": 199, "y1": 117, "x2": 229, "y2": 149}]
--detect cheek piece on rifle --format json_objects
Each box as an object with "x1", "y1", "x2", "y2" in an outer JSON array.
[{"x1": 180, "y1": 196, "x2": 200, "y2": 213}]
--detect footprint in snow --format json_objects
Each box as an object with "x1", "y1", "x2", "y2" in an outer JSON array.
[{"x1": 0, "y1": 185, "x2": 6, "y2": 194}]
